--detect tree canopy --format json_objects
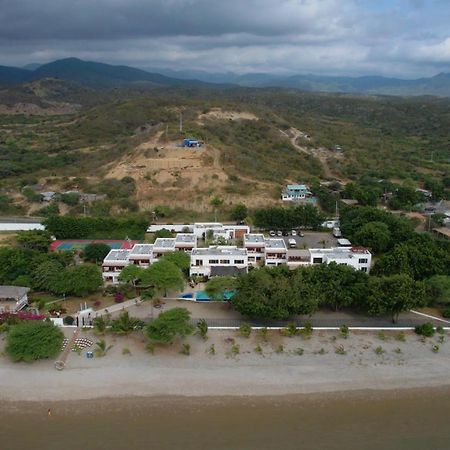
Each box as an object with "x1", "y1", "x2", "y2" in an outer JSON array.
[
  {"x1": 6, "y1": 321, "x2": 64, "y2": 362},
  {"x1": 83, "y1": 243, "x2": 111, "y2": 263},
  {"x1": 205, "y1": 277, "x2": 237, "y2": 300},
  {"x1": 141, "y1": 259, "x2": 184, "y2": 296},
  {"x1": 145, "y1": 307, "x2": 194, "y2": 344},
  {"x1": 16, "y1": 230, "x2": 52, "y2": 253}
]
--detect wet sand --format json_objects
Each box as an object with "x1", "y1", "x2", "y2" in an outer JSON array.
[{"x1": 2, "y1": 388, "x2": 450, "y2": 450}]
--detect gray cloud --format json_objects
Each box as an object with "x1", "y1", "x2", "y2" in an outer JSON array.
[{"x1": 0, "y1": 0, "x2": 449, "y2": 77}]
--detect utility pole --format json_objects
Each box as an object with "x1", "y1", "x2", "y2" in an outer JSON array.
[{"x1": 179, "y1": 111, "x2": 183, "y2": 134}]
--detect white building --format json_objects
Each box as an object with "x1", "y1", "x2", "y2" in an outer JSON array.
[
  {"x1": 102, "y1": 249, "x2": 131, "y2": 284},
  {"x1": 243, "y1": 233, "x2": 266, "y2": 266},
  {"x1": 190, "y1": 246, "x2": 248, "y2": 278},
  {"x1": 287, "y1": 249, "x2": 311, "y2": 269},
  {"x1": 147, "y1": 222, "x2": 250, "y2": 240},
  {"x1": 175, "y1": 233, "x2": 198, "y2": 252},
  {"x1": 264, "y1": 238, "x2": 288, "y2": 267},
  {"x1": 127, "y1": 244, "x2": 154, "y2": 268},
  {"x1": 152, "y1": 238, "x2": 176, "y2": 261},
  {"x1": 309, "y1": 247, "x2": 372, "y2": 272}
]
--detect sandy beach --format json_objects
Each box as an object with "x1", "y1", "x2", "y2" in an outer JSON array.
[{"x1": 1, "y1": 328, "x2": 449, "y2": 402}]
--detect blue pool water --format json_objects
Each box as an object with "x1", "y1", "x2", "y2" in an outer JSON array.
[{"x1": 178, "y1": 290, "x2": 235, "y2": 302}]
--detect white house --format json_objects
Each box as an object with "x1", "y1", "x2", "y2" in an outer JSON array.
[
  {"x1": 147, "y1": 223, "x2": 250, "y2": 240},
  {"x1": 243, "y1": 233, "x2": 266, "y2": 266},
  {"x1": 101, "y1": 249, "x2": 131, "y2": 284},
  {"x1": 0, "y1": 286, "x2": 29, "y2": 313},
  {"x1": 309, "y1": 247, "x2": 372, "y2": 272},
  {"x1": 287, "y1": 249, "x2": 311, "y2": 269},
  {"x1": 175, "y1": 233, "x2": 197, "y2": 252},
  {"x1": 152, "y1": 238, "x2": 176, "y2": 261},
  {"x1": 281, "y1": 184, "x2": 315, "y2": 202},
  {"x1": 190, "y1": 246, "x2": 248, "y2": 278},
  {"x1": 264, "y1": 238, "x2": 288, "y2": 267},
  {"x1": 127, "y1": 244, "x2": 154, "y2": 268}
]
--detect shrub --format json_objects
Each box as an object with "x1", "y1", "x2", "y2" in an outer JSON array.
[
  {"x1": 238, "y1": 323, "x2": 252, "y2": 338},
  {"x1": 339, "y1": 325, "x2": 349, "y2": 339},
  {"x1": 374, "y1": 346, "x2": 385, "y2": 355},
  {"x1": 231, "y1": 344, "x2": 240, "y2": 355},
  {"x1": 258, "y1": 327, "x2": 268, "y2": 342},
  {"x1": 436, "y1": 326, "x2": 445, "y2": 335},
  {"x1": 432, "y1": 345, "x2": 440, "y2": 353},
  {"x1": 294, "y1": 347, "x2": 304, "y2": 355},
  {"x1": 282, "y1": 322, "x2": 298, "y2": 337},
  {"x1": 300, "y1": 322, "x2": 313, "y2": 338},
  {"x1": 415, "y1": 322, "x2": 435, "y2": 338},
  {"x1": 63, "y1": 315, "x2": 75, "y2": 325},
  {"x1": 196, "y1": 319, "x2": 208, "y2": 340},
  {"x1": 254, "y1": 344, "x2": 263, "y2": 354},
  {"x1": 443, "y1": 308, "x2": 450, "y2": 319},
  {"x1": 5, "y1": 321, "x2": 64, "y2": 362},
  {"x1": 114, "y1": 292, "x2": 125, "y2": 303},
  {"x1": 276, "y1": 344, "x2": 284, "y2": 354},
  {"x1": 181, "y1": 343, "x2": 191, "y2": 356},
  {"x1": 395, "y1": 331, "x2": 406, "y2": 342},
  {"x1": 208, "y1": 344, "x2": 215, "y2": 355}
]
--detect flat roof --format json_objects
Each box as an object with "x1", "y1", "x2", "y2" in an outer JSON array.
[
  {"x1": 153, "y1": 238, "x2": 176, "y2": 249},
  {"x1": 310, "y1": 247, "x2": 370, "y2": 258},
  {"x1": 244, "y1": 233, "x2": 265, "y2": 243},
  {"x1": 433, "y1": 227, "x2": 450, "y2": 238},
  {"x1": 175, "y1": 233, "x2": 197, "y2": 243},
  {"x1": 264, "y1": 238, "x2": 287, "y2": 249},
  {"x1": 129, "y1": 244, "x2": 154, "y2": 256},
  {"x1": 337, "y1": 238, "x2": 352, "y2": 246},
  {"x1": 192, "y1": 246, "x2": 247, "y2": 257},
  {"x1": 104, "y1": 249, "x2": 130, "y2": 262}
]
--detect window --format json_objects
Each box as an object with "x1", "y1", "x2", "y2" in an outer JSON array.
[
  {"x1": 312, "y1": 257, "x2": 323, "y2": 264},
  {"x1": 195, "y1": 260, "x2": 203, "y2": 266},
  {"x1": 359, "y1": 258, "x2": 368, "y2": 264},
  {"x1": 360, "y1": 267, "x2": 368, "y2": 273},
  {"x1": 235, "y1": 260, "x2": 244, "y2": 264},
  {"x1": 209, "y1": 259, "x2": 219, "y2": 264},
  {"x1": 220, "y1": 260, "x2": 230, "y2": 264}
]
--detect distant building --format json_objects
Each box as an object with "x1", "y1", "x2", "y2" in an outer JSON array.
[
  {"x1": 102, "y1": 250, "x2": 131, "y2": 284},
  {"x1": 190, "y1": 246, "x2": 248, "y2": 278},
  {"x1": 309, "y1": 247, "x2": 372, "y2": 273},
  {"x1": 281, "y1": 184, "x2": 315, "y2": 202},
  {"x1": 243, "y1": 233, "x2": 266, "y2": 266},
  {"x1": 0, "y1": 286, "x2": 30, "y2": 313},
  {"x1": 40, "y1": 191, "x2": 57, "y2": 202},
  {"x1": 264, "y1": 238, "x2": 288, "y2": 267}
]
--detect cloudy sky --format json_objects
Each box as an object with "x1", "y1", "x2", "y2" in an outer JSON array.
[{"x1": 0, "y1": 0, "x2": 449, "y2": 77}]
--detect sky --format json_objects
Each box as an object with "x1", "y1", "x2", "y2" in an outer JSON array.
[{"x1": 0, "y1": 0, "x2": 449, "y2": 78}]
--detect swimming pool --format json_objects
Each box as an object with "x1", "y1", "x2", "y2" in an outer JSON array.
[{"x1": 178, "y1": 290, "x2": 235, "y2": 302}]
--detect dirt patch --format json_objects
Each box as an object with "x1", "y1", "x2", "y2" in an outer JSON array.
[
  {"x1": 0, "y1": 102, "x2": 79, "y2": 115},
  {"x1": 198, "y1": 108, "x2": 258, "y2": 124}
]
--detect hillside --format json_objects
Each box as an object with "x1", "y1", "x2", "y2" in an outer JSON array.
[
  {"x1": 0, "y1": 84, "x2": 448, "y2": 217},
  {"x1": 0, "y1": 58, "x2": 217, "y2": 89}
]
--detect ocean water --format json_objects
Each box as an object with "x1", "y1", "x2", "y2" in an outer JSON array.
[{"x1": 1, "y1": 389, "x2": 450, "y2": 450}]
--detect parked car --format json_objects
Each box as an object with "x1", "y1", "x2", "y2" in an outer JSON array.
[
  {"x1": 288, "y1": 238, "x2": 297, "y2": 248},
  {"x1": 298, "y1": 232, "x2": 305, "y2": 237},
  {"x1": 269, "y1": 230, "x2": 276, "y2": 236},
  {"x1": 277, "y1": 230, "x2": 283, "y2": 237},
  {"x1": 291, "y1": 230, "x2": 297, "y2": 236},
  {"x1": 282, "y1": 230, "x2": 289, "y2": 236}
]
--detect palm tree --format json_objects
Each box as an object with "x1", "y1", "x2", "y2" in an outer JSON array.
[
  {"x1": 196, "y1": 319, "x2": 208, "y2": 340},
  {"x1": 93, "y1": 316, "x2": 108, "y2": 335},
  {"x1": 94, "y1": 339, "x2": 113, "y2": 357},
  {"x1": 110, "y1": 312, "x2": 144, "y2": 335}
]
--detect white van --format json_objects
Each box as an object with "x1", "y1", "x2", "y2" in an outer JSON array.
[
  {"x1": 332, "y1": 227, "x2": 342, "y2": 238},
  {"x1": 288, "y1": 238, "x2": 297, "y2": 248}
]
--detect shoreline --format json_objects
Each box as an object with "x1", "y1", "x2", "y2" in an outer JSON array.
[
  {"x1": 3, "y1": 385, "x2": 450, "y2": 414},
  {"x1": 2, "y1": 328, "x2": 450, "y2": 403}
]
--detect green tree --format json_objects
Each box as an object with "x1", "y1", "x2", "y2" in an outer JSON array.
[
  {"x1": 205, "y1": 277, "x2": 237, "y2": 300},
  {"x1": 57, "y1": 264, "x2": 103, "y2": 296},
  {"x1": 425, "y1": 275, "x2": 450, "y2": 305},
  {"x1": 118, "y1": 264, "x2": 145, "y2": 287},
  {"x1": 16, "y1": 230, "x2": 52, "y2": 253},
  {"x1": 83, "y1": 243, "x2": 111, "y2": 263},
  {"x1": 366, "y1": 274, "x2": 425, "y2": 323},
  {"x1": 61, "y1": 192, "x2": 80, "y2": 206},
  {"x1": 153, "y1": 228, "x2": 173, "y2": 240},
  {"x1": 146, "y1": 307, "x2": 194, "y2": 344},
  {"x1": 354, "y1": 221, "x2": 391, "y2": 253},
  {"x1": 161, "y1": 251, "x2": 190, "y2": 275},
  {"x1": 231, "y1": 203, "x2": 248, "y2": 222},
  {"x1": 32, "y1": 260, "x2": 64, "y2": 291},
  {"x1": 5, "y1": 321, "x2": 64, "y2": 362},
  {"x1": 141, "y1": 260, "x2": 184, "y2": 296}
]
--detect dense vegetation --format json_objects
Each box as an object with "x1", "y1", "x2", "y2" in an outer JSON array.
[{"x1": 44, "y1": 216, "x2": 148, "y2": 239}]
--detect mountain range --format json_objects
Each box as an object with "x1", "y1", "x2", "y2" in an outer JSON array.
[{"x1": 1, "y1": 57, "x2": 450, "y2": 97}]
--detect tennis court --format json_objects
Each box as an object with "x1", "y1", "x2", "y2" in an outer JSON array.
[{"x1": 50, "y1": 239, "x2": 141, "y2": 252}]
